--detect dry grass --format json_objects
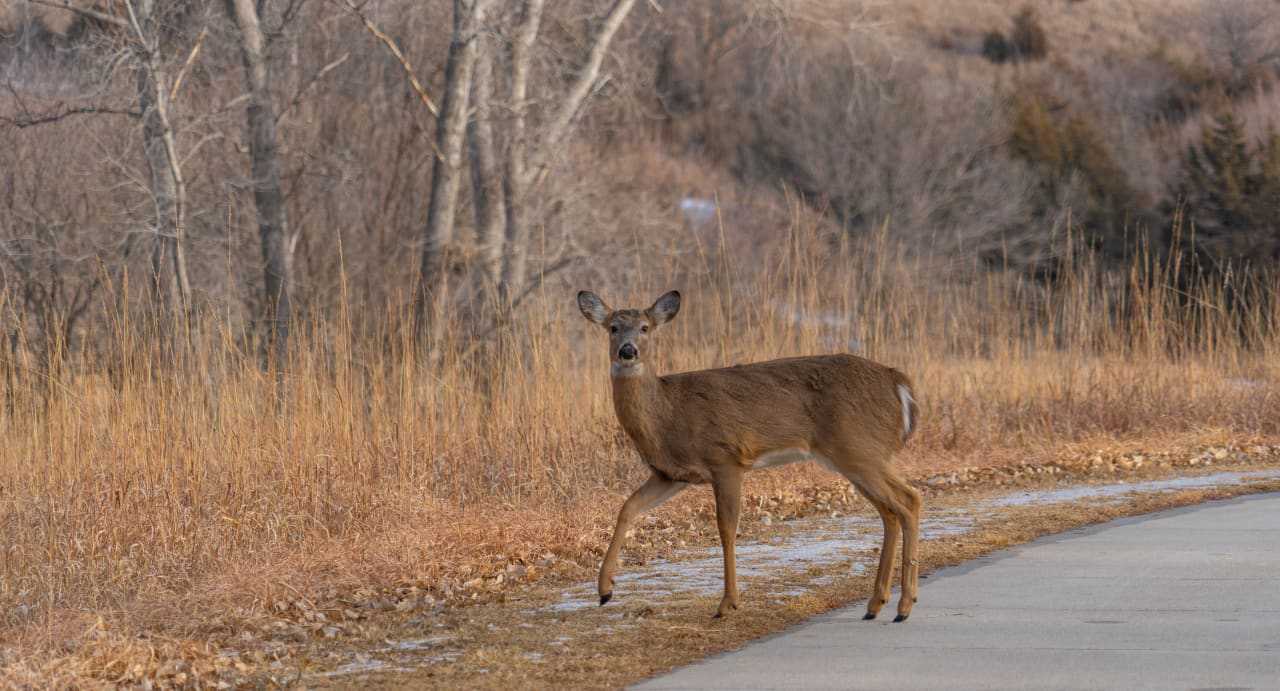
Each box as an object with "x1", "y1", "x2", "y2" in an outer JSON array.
[{"x1": 1, "y1": 215, "x2": 1278, "y2": 684}]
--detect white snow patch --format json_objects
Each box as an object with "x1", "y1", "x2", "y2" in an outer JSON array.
[{"x1": 987, "y1": 470, "x2": 1280, "y2": 507}]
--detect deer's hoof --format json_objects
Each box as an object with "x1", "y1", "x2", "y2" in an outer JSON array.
[
  {"x1": 714, "y1": 599, "x2": 739, "y2": 618},
  {"x1": 862, "y1": 612, "x2": 877, "y2": 620},
  {"x1": 599, "y1": 592, "x2": 612, "y2": 606},
  {"x1": 893, "y1": 613, "x2": 909, "y2": 623}
]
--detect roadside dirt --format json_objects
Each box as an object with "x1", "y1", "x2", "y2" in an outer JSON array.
[{"x1": 273, "y1": 447, "x2": 1280, "y2": 690}]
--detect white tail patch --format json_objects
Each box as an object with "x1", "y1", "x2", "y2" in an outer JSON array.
[{"x1": 897, "y1": 384, "x2": 915, "y2": 441}]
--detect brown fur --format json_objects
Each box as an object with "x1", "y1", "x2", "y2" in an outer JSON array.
[
  {"x1": 578, "y1": 290, "x2": 924, "y2": 620},
  {"x1": 614, "y1": 355, "x2": 912, "y2": 483}
]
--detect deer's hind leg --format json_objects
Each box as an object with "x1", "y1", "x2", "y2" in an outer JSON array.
[
  {"x1": 830, "y1": 452, "x2": 923, "y2": 622},
  {"x1": 886, "y1": 471, "x2": 924, "y2": 620},
  {"x1": 853, "y1": 488, "x2": 900, "y2": 620}
]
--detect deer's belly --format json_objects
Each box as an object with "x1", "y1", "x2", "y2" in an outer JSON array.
[
  {"x1": 646, "y1": 457, "x2": 712, "y2": 484},
  {"x1": 751, "y1": 448, "x2": 839, "y2": 473}
]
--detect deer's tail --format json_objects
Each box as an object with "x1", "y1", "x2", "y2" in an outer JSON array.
[{"x1": 892, "y1": 372, "x2": 919, "y2": 444}]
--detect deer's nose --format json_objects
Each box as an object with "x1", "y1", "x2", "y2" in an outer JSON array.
[{"x1": 618, "y1": 343, "x2": 638, "y2": 361}]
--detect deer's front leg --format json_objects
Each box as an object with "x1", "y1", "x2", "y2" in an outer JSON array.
[
  {"x1": 599, "y1": 472, "x2": 686, "y2": 605},
  {"x1": 712, "y1": 467, "x2": 744, "y2": 618}
]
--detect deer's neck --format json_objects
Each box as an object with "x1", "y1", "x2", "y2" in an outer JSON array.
[{"x1": 610, "y1": 366, "x2": 669, "y2": 457}]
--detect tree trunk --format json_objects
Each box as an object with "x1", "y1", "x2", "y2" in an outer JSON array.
[
  {"x1": 467, "y1": 34, "x2": 505, "y2": 291},
  {"x1": 499, "y1": 0, "x2": 637, "y2": 307},
  {"x1": 224, "y1": 0, "x2": 293, "y2": 366},
  {"x1": 417, "y1": 0, "x2": 492, "y2": 334},
  {"x1": 129, "y1": 0, "x2": 191, "y2": 326},
  {"x1": 498, "y1": 0, "x2": 544, "y2": 307}
]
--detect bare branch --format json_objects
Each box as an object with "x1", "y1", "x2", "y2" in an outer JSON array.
[
  {"x1": 541, "y1": 0, "x2": 640, "y2": 152},
  {"x1": 460, "y1": 254, "x2": 582, "y2": 360},
  {"x1": 3, "y1": 80, "x2": 140, "y2": 130},
  {"x1": 122, "y1": 0, "x2": 149, "y2": 48},
  {"x1": 27, "y1": 0, "x2": 128, "y2": 29},
  {"x1": 276, "y1": 52, "x2": 351, "y2": 125},
  {"x1": 169, "y1": 27, "x2": 209, "y2": 102},
  {"x1": 0, "y1": 104, "x2": 140, "y2": 128},
  {"x1": 331, "y1": 0, "x2": 439, "y2": 117}
]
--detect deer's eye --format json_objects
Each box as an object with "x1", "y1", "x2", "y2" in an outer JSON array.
[
  {"x1": 640, "y1": 325, "x2": 649, "y2": 333},
  {"x1": 610, "y1": 325, "x2": 619, "y2": 334}
]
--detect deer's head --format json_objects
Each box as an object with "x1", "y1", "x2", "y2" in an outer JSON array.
[{"x1": 577, "y1": 290, "x2": 681, "y2": 376}]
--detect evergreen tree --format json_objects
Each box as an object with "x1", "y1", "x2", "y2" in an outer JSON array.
[{"x1": 1176, "y1": 112, "x2": 1280, "y2": 262}]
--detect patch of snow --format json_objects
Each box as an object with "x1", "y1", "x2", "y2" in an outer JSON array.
[
  {"x1": 544, "y1": 515, "x2": 905, "y2": 612},
  {"x1": 679, "y1": 197, "x2": 717, "y2": 227},
  {"x1": 318, "y1": 656, "x2": 411, "y2": 678},
  {"x1": 986, "y1": 470, "x2": 1280, "y2": 507},
  {"x1": 380, "y1": 636, "x2": 452, "y2": 653}
]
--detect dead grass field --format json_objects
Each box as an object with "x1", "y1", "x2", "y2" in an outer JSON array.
[{"x1": 1, "y1": 214, "x2": 1278, "y2": 685}]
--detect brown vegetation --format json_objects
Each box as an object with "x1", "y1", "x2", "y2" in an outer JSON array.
[
  {"x1": 2, "y1": 222, "x2": 1279, "y2": 684},
  {"x1": 2, "y1": 0, "x2": 1280, "y2": 685}
]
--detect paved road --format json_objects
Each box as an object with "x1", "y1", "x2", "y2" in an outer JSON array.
[{"x1": 638, "y1": 493, "x2": 1280, "y2": 691}]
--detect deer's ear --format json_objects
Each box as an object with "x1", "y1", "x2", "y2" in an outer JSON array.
[
  {"x1": 577, "y1": 291, "x2": 610, "y2": 326},
  {"x1": 647, "y1": 290, "x2": 681, "y2": 326}
]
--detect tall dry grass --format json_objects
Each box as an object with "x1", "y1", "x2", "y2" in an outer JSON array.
[{"x1": 1, "y1": 216, "x2": 1277, "y2": 653}]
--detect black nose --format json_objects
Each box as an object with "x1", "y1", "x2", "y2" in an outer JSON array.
[{"x1": 618, "y1": 343, "x2": 638, "y2": 361}]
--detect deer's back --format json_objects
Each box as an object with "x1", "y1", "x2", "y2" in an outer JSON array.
[{"x1": 656, "y1": 354, "x2": 909, "y2": 469}]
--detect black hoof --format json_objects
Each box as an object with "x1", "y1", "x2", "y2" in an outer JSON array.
[
  {"x1": 913, "y1": 597, "x2": 918, "y2": 603},
  {"x1": 600, "y1": 593, "x2": 612, "y2": 606},
  {"x1": 893, "y1": 614, "x2": 909, "y2": 623},
  {"x1": 862, "y1": 612, "x2": 877, "y2": 620}
]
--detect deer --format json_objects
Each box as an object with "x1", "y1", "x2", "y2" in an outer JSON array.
[{"x1": 577, "y1": 289, "x2": 923, "y2": 621}]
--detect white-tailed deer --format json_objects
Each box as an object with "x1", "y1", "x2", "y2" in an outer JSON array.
[{"x1": 578, "y1": 290, "x2": 922, "y2": 620}]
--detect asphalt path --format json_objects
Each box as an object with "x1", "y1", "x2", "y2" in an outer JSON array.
[{"x1": 638, "y1": 493, "x2": 1280, "y2": 690}]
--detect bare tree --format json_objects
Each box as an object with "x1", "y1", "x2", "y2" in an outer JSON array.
[
  {"x1": 494, "y1": 0, "x2": 544, "y2": 310},
  {"x1": 739, "y1": 33, "x2": 1039, "y2": 266},
  {"x1": 416, "y1": 0, "x2": 493, "y2": 334},
  {"x1": 1198, "y1": 0, "x2": 1280, "y2": 94},
  {"x1": 467, "y1": 28, "x2": 504, "y2": 290},
  {"x1": 396, "y1": 0, "x2": 645, "y2": 339},
  {"x1": 223, "y1": 0, "x2": 293, "y2": 363},
  {"x1": 124, "y1": 0, "x2": 193, "y2": 325},
  {"x1": 496, "y1": 0, "x2": 640, "y2": 309}
]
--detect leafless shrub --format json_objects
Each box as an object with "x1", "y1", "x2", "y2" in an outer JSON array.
[
  {"x1": 1195, "y1": 0, "x2": 1280, "y2": 95},
  {"x1": 1009, "y1": 6, "x2": 1049, "y2": 60},
  {"x1": 739, "y1": 36, "x2": 1040, "y2": 266},
  {"x1": 982, "y1": 5, "x2": 1048, "y2": 64}
]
